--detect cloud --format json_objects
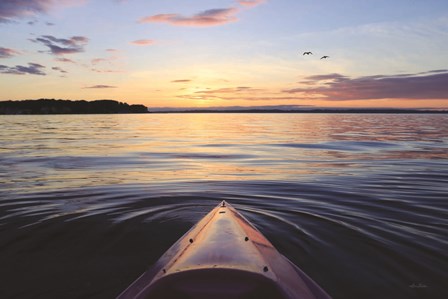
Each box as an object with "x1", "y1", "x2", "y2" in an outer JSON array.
[
  {"x1": 0, "y1": 62, "x2": 46, "y2": 75},
  {"x1": 177, "y1": 86, "x2": 305, "y2": 102},
  {"x1": 27, "y1": 20, "x2": 54, "y2": 26},
  {"x1": 0, "y1": 0, "x2": 82, "y2": 23},
  {"x1": 194, "y1": 86, "x2": 260, "y2": 95},
  {"x1": 171, "y1": 79, "x2": 192, "y2": 83},
  {"x1": 284, "y1": 70, "x2": 448, "y2": 100},
  {"x1": 91, "y1": 58, "x2": 108, "y2": 65},
  {"x1": 237, "y1": 0, "x2": 265, "y2": 7},
  {"x1": 84, "y1": 85, "x2": 117, "y2": 89},
  {"x1": 130, "y1": 39, "x2": 156, "y2": 46},
  {"x1": 31, "y1": 35, "x2": 89, "y2": 55},
  {"x1": 55, "y1": 57, "x2": 76, "y2": 63},
  {"x1": 90, "y1": 68, "x2": 123, "y2": 73},
  {"x1": 89, "y1": 53, "x2": 123, "y2": 72},
  {"x1": 52, "y1": 66, "x2": 67, "y2": 73},
  {"x1": 139, "y1": 8, "x2": 238, "y2": 27},
  {"x1": 0, "y1": 47, "x2": 20, "y2": 58}
]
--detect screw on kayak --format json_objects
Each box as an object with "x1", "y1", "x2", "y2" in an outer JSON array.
[
  {"x1": 245, "y1": 237, "x2": 249, "y2": 241},
  {"x1": 263, "y1": 266, "x2": 269, "y2": 272},
  {"x1": 162, "y1": 269, "x2": 166, "y2": 274},
  {"x1": 189, "y1": 238, "x2": 194, "y2": 243}
]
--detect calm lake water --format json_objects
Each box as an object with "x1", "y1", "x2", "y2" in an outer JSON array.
[{"x1": 1, "y1": 113, "x2": 447, "y2": 299}]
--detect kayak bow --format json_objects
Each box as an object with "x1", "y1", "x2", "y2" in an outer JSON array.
[{"x1": 118, "y1": 201, "x2": 331, "y2": 299}]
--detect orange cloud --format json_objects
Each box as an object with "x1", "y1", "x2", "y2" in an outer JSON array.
[{"x1": 139, "y1": 8, "x2": 238, "y2": 27}]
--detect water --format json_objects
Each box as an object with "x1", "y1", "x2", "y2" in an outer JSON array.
[{"x1": 0, "y1": 113, "x2": 447, "y2": 299}]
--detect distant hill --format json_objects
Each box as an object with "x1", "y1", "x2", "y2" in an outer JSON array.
[
  {"x1": 149, "y1": 108, "x2": 447, "y2": 114},
  {"x1": 147, "y1": 105, "x2": 447, "y2": 114},
  {"x1": 0, "y1": 99, "x2": 148, "y2": 114}
]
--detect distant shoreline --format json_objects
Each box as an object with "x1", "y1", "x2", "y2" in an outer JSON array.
[
  {"x1": 149, "y1": 109, "x2": 448, "y2": 114},
  {"x1": 1, "y1": 99, "x2": 446, "y2": 114}
]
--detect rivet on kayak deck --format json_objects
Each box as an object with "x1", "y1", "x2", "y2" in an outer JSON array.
[
  {"x1": 263, "y1": 266, "x2": 269, "y2": 272},
  {"x1": 162, "y1": 269, "x2": 166, "y2": 274},
  {"x1": 245, "y1": 237, "x2": 249, "y2": 241},
  {"x1": 189, "y1": 238, "x2": 194, "y2": 243}
]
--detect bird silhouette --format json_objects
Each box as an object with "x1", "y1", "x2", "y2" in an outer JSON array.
[
  {"x1": 303, "y1": 51, "x2": 313, "y2": 55},
  {"x1": 320, "y1": 56, "x2": 329, "y2": 59}
]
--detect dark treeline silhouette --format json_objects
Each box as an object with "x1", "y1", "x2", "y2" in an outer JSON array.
[{"x1": 0, "y1": 99, "x2": 148, "y2": 114}]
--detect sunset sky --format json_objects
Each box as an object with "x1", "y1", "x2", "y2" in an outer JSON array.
[{"x1": 1, "y1": 0, "x2": 448, "y2": 109}]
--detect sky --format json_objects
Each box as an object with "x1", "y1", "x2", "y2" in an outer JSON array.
[{"x1": 1, "y1": 0, "x2": 448, "y2": 109}]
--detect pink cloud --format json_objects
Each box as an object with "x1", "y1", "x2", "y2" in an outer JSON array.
[
  {"x1": 0, "y1": 47, "x2": 20, "y2": 58},
  {"x1": 139, "y1": 8, "x2": 238, "y2": 27},
  {"x1": 283, "y1": 71, "x2": 448, "y2": 101},
  {"x1": 237, "y1": 0, "x2": 265, "y2": 7},
  {"x1": 91, "y1": 58, "x2": 108, "y2": 65},
  {"x1": 130, "y1": 39, "x2": 156, "y2": 46}
]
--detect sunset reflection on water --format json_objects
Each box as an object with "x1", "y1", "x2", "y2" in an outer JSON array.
[
  {"x1": 1, "y1": 113, "x2": 447, "y2": 299},
  {"x1": 1, "y1": 113, "x2": 447, "y2": 193}
]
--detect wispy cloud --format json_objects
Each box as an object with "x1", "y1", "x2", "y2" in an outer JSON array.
[
  {"x1": 284, "y1": 70, "x2": 448, "y2": 100},
  {"x1": 31, "y1": 35, "x2": 89, "y2": 55},
  {"x1": 0, "y1": 47, "x2": 20, "y2": 58},
  {"x1": 89, "y1": 52, "x2": 123, "y2": 73},
  {"x1": 176, "y1": 86, "x2": 306, "y2": 102},
  {"x1": 139, "y1": 8, "x2": 239, "y2": 27},
  {"x1": 55, "y1": 57, "x2": 76, "y2": 63},
  {"x1": 130, "y1": 39, "x2": 156, "y2": 46},
  {"x1": 52, "y1": 66, "x2": 67, "y2": 73},
  {"x1": 195, "y1": 86, "x2": 258, "y2": 94},
  {"x1": 84, "y1": 85, "x2": 117, "y2": 89},
  {"x1": 91, "y1": 58, "x2": 108, "y2": 65},
  {"x1": 27, "y1": 20, "x2": 55, "y2": 26},
  {"x1": 91, "y1": 68, "x2": 123, "y2": 73},
  {"x1": 237, "y1": 0, "x2": 265, "y2": 8},
  {"x1": 0, "y1": 62, "x2": 46, "y2": 75},
  {"x1": 171, "y1": 79, "x2": 192, "y2": 83},
  {"x1": 0, "y1": 0, "x2": 83, "y2": 23}
]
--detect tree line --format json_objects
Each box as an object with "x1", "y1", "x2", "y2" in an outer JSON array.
[{"x1": 0, "y1": 99, "x2": 148, "y2": 114}]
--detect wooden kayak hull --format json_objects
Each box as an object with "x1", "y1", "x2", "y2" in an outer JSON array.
[{"x1": 118, "y1": 201, "x2": 331, "y2": 299}]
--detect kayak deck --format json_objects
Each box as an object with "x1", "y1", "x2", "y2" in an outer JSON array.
[{"x1": 118, "y1": 201, "x2": 331, "y2": 299}]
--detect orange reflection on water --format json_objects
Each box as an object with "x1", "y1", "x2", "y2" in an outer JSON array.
[{"x1": 1, "y1": 113, "x2": 447, "y2": 192}]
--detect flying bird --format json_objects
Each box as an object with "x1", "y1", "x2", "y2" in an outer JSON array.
[
  {"x1": 320, "y1": 56, "x2": 329, "y2": 59},
  {"x1": 303, "y1": 51, "x2": 312, "y2": 55}
]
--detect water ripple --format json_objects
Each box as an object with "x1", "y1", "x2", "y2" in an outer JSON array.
[{"x1": 1, "y1": 114, "x2": 447, "y2": 299}]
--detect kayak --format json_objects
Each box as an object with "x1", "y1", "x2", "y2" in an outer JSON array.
[{"x1": 118, "y1": 201, "x2": 332, "y2": 299}]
